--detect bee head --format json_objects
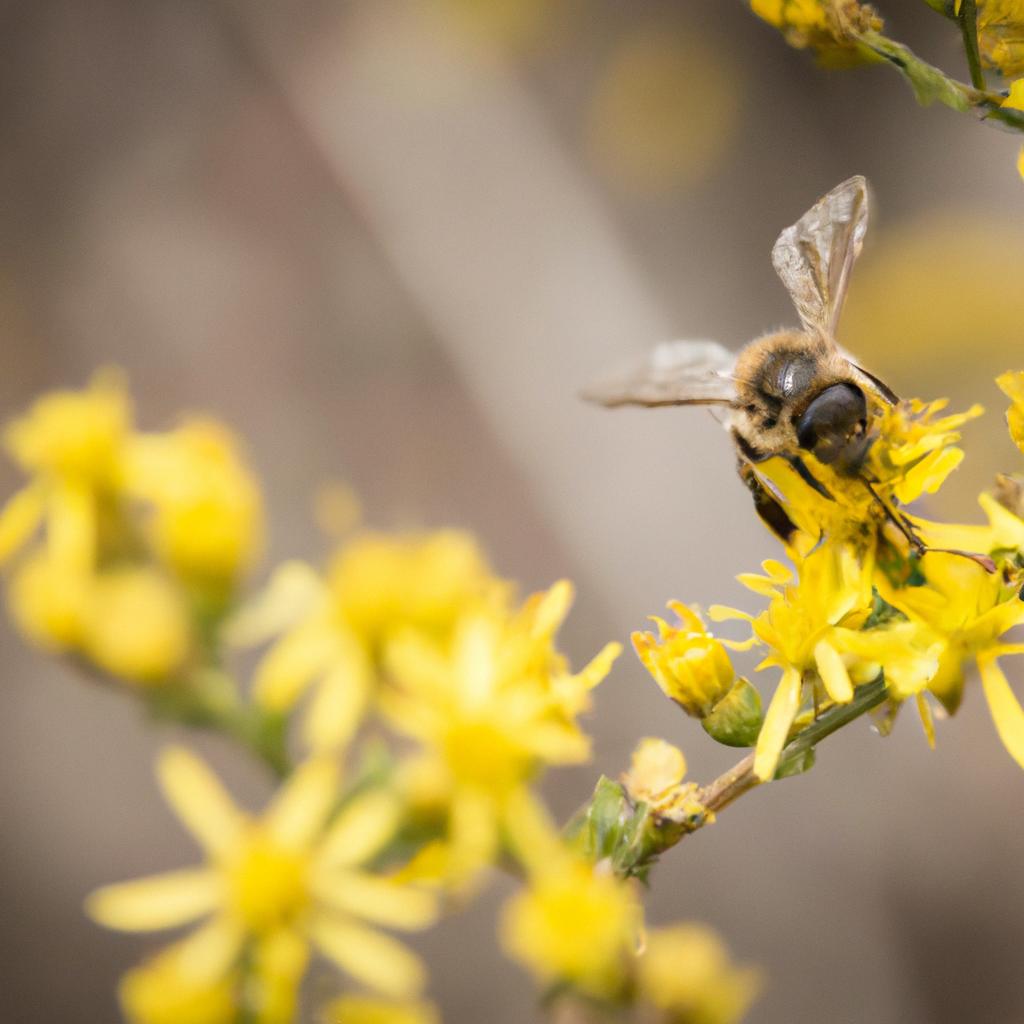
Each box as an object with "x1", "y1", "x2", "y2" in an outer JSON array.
[{"x1": 795, "y1": 382, "x2": 869, "y2": 473}]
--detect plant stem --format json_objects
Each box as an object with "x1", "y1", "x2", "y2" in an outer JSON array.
[
  {"x1": 698, "y1": 675, "x2": 888, "y2": 815},
  {"x1": 958, "y1": 0, "x2": 986, "y2": 90}
]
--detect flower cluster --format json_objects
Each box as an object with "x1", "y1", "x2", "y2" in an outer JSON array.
[
  {"x1": 636, "y1": 379, "x2": 1024, "y2": 782},
  {"x1": 0, "y1": 371, "x2": 261, "y2": 686},
  {"x1": 2, "y1": 373, "x2": 757, "y2": 1022}
]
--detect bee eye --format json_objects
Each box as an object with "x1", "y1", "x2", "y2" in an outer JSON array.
[{"x1": 796, "y1": 383, "x2": 867, "y2": 468}]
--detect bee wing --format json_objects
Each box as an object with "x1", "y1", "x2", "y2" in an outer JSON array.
[
  {"x1": 771, "y1": 175, "x2": 869, "y2": 340},
  {"x1": 581, "y1": 339, "x2": 737, "y2": 408}
]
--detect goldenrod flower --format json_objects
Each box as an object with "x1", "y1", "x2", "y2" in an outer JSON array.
[
  {"x1": 712, "y1": 551, "x2": 873, "y2": 780},
  {"x1": 124, "y1": 419, "x2": 263, "y2": 596},
  {"x1": 880, "y1": 553, "x2": 1024, "y2": 769},
  {"x1": 978, "y1": 0, "x2": 1024, "y2": 76},
  {"x1": 88, "y1": 749, "x2": 437, "y2": 1002},
  {"x1": 383, "y1": 581, "x2": 619, "y2": 885},
  {"x1": 82, "y1": 566, "x2": 191, "y2": 684},
  {"x1": 637, "y1": 924, "x2": 761, "y2": 1024},
  {"x1": 633, "y1": 603, "x2": 735, "y2": 717},
  {"x1": 500, "y1": 800, "x2": 640, "y2": 1001},
  {"x1": 251, "y1": 530, "x2": 507, "y2": 753},
  {"x1": 622, "y1": 737, "x2": 711, "y2": 827},
  {"x1": 320, "y1": 995, "x2": 440, "y2": 1024},
  {"x1": 749, "y1": 0, "x2": 880, "y2": 60}
]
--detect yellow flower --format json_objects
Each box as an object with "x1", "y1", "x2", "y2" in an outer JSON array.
[
  {"x1": 711, "y1": 549, "x2": 874, "y2": 780},
  {"x1": 383, "y1": 582, "x2": 618, "y2": 884},
  {"x1": 82, "y1": 566, "x2": 191, "y2": 684},
  {"x1": 124, "y1": 419, "x2": 263, "y2": 595},
  {"x1": 749, "y1": 0, "x2": 880, "y2": 60},
  {"x1": 501, "y1": 845, "x2": 639, "y2": 999},
  {"x1": 978, "y1": 0, "x2": 1024, "y2": 76},
  {"x1": 3, "y1": 368, "x2": 130, "y2": 485},
  {"x1": 751, "y1": 397, "x2": 980, "y2": 556},
  {"x1": 880, "y1": 553, "x2": 1024, "y2": 769},
  {"x1": 87, "y1": 749, "x2": 437, "y2": 1001},
  {"x1": 621, "y1": 737, "x2": 711, "y2": 827},
  {"x1": 251, "y1": 530, "x2": 508, "y2": 754},
  {"x1": 6, "y1": 549, "x2": 91, "y2": 650},
  {"x1": 637, "y1": 924, "x2": 761, "y2": 1024},
  {"x1": 633, "y1": 603, "x2": 735, "y2": 717},
  {"x1": 118, "y1": 940, "x2": 237, "y2": 1024},
  {"x1": 321, "y1": 995, "x2": 440, "y2": 1024}
]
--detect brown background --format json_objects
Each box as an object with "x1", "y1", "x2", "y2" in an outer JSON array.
[{"x1": 2, "y1": 1, "x2": 1024, "y2": 1021}]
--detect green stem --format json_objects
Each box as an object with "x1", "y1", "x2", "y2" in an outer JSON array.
[{"x1": 958, "y1": 0, "x2": 986, "y2": 90}]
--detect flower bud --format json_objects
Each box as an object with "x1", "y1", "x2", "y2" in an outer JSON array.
[{"x1": 632, "y1": 602, "x2": 734, "y2": 718}]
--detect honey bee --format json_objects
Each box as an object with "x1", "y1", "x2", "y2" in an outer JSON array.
[{"x1": 584, "y1": 176, "x2": 987, "y2": 565}]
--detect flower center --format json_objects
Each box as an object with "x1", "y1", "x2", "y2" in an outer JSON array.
[{"x1": 226, "y1": 835, "x2": 309, "y2": 933}]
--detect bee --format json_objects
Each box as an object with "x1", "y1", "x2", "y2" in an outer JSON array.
[{"x1": 583, "y1": 176, "x2": 989, "y2": 567}]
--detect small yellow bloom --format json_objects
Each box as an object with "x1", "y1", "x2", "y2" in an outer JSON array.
[
  {"x1": 7, "y1": 549, "x2": 90, "y2": 650},
  {"x1": 321, "y1": 995, "x2": 440, "y2": 1024},
  {"x1": 622, "y1": 737, "x2": 711, "y2": 827},
  {"x1": 633, "y1": 602, "x2": 735, "y2": 717},
  {"x1": 124, "y1": 418, "x2": 263, "y2": 594},
  {"x1": 82, "y1": 567, "x2": 191, "y2": 685},
  {"x1": 501, "y1": 854, "x2": 639, "y2": 999},
  {"x1": 978, "y1": 0, "x2": 1024, "y2": 76},
  {"x1": 4, "y1": 369, "x2": 130, "y2": 484},
  {"x1": 88, "y1": 749, "x2": 436, "y2": 1001},
  {"x1": 712, "y1": 547, "x2": 874, "y2": 780},
  {"x1": 383, "y1": 582, "x2": 619, "y2": 885},
  {"x1": 637, "y1": 924, "x2": 761, "y2": 1024},
  {"x1": 118, "y1": 940, "x2": 237, "y2": 1024}
]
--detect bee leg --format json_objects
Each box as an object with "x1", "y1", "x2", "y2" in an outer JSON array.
[
  {"x1": 784, "y1": 454, "x2": 834, "y2": 501},
  {"x1": 738, "y1": 459, "x2": 797, "y2": 543}
]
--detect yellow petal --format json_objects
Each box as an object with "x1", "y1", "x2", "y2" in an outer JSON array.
[
  {"x1": 0, "y1": 484, "x2": 44, "y2": 566},
  {"x1": 47, "y1": 480, "x2": 95, "y2": 572},
  {"x1": 310, "y1": 917, "x2": 426, "y2": 997},
  {"x1": 753, "y1": 668, "x2": 801, "y2": 782},
  {"x1": 310, "y1": 871, "x2": 437, "y2": 931},
  {"x1": 916, "y1": 694, "x2": 936, "y2": 750},
  {"x1": 157, "y1": 747, "x2": 246, "y2": 858},
  {"x1": 86, "y1": 868, "x2": 220, "y2": 931},
  {"x1": 500, "y1": 787, "x2": 563, "y2": 876},
  {"x1": 978, "y1": 655, "x2": 1024, "y2": 770},
  {"x1": 530, "y1": 579, "x2": 574, "y2": 638},
  {"x1": 574, "y1": 641, "x2": 621, "y2": 692},
  {"x1": 253, "y1": 620, "x2": 342, "y2": 711},
  {"x1": 317, "y1": 790, "x2": 401, "y2": 869},
  {"x1": 173, "y1": 915, "x2": 246, "y2": 981},
  {"x1": 223, "y1": 560, "x2": 326, "y2": 648},
  {"x1": 302, "y1": 655, "x2": 373, "y2": 754},
  {"x1": 264, "y1": 758, "x2": 340, "y2": 850},
  {"x1": 813, "y1": 639, "x2": 853, "y2": 704}
]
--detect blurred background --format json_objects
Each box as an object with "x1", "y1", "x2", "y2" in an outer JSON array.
[{"x1": 2, "y1": 1, "x2": 1024, "y2": 1021}]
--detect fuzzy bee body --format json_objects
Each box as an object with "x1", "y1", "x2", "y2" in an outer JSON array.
[{"x1": 583, "y1": 176, "x2": 899, "y2": 543}]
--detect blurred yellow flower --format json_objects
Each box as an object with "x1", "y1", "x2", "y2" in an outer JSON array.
[
  {"x1": 82, "y1": 567, "x2": 191, "y2": 685},
  {"x1": 321, "y1": 995, "x2": 440, "y2": 1024},
  {"x1": 6, "y1": 549, "x2": 90, "y2": 650},
  {"x1": 384, "y1": 581, "x2": 619, "y2": 884},
  {"x1": 633, "y1": 603, "x2": 735, "y2": 717},
  {"x1": 749, "y1": 0, "x2": 880, "y2": 60},
  {"x1": 252, "y1": 530, "x2": 506, "y2": 753},
  {"x1": 997, "y1": 370, "x2": 1024, "y2": 452},
  {"x1": 119, "y1": 939, "x2": 237, "y2": 1024},
  {"x1": 4, "y1": 368, "x2": 130, "y2": 485},
  {"x1": 637, "y1": 924, "x2": 761, "y2": 1024},
  {"x1": 124, "y1": 418, "x2": 263, "y2": 596},
  {"x1": 501, "y1": 850, "x2": 639, "y2": 999},
  {"x1": 88, "y1": 749, "x2": 436, "y2": 1002}
]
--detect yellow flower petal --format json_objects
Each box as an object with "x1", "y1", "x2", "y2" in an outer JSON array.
[
  {"x1": 157, "y1": 747, "x2": 246, "y2": 858},
  {"x1": 0, "y1": 484, "x2": 44, "y2": 566},
  {"x1": 253, "y1": 620, "x2": 342, "y2": 711},
  {"x1": 753, "y1": 668, "x2": 801, "y2": 782},
  {"x1": 311, "y1": 871, "x2": 437, "y2": 931},
  {"x1": 264, "y1": 758, "x2": 340, "y2": 851},
  {"x1": 978, "y1": 654, "x2": 1024, "y2": 770},
  {"x1": 916, "y1": 694, "x2": 936, "y2": 750},
  {"x1": 310, "y1": 917, "x2": 426, "y2": 998},
  {"x1": 316, "y1": 791, "x2": 401, "y2": 869},
  {"x1": 301, "y1": 655, "x2": 373, "y2": 755},
  {"x1": 813, "y1": 639, "x2": 853, "y2": 704},
  {"x1": 86, "y1": 868, "x2": 220, "y2": 932}
]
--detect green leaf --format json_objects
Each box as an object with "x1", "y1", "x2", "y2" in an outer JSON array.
[
  {"x1": 859, "y1": 32, "x2": 970, "y2": 112},
  {"x1": 774, "y1": 747, "x2": 816, "y2": 780}
]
